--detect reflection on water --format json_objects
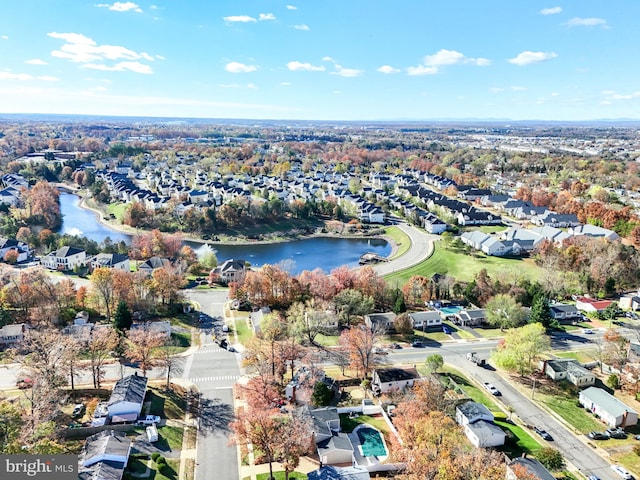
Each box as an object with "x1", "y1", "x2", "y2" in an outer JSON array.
[{"x1": 59, "y1": 192, "x2": 391, "y2": 274}]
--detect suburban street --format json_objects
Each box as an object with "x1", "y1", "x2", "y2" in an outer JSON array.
[
  {"x1": 372, "y1": 222, "x2": 439, "y2": 276},
  {"x1": 183, "y1": 289, "x2": 241, "y2": 480}
]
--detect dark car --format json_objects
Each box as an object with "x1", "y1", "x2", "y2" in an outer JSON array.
[
  {"x1": 389, "y1": 343, "x2": 402, "y2": 349},
  {"x1": 607, "y1": 428, "x2": 627, "y2": 439},
  {"x1": 534, "y1": 426, "x2": 553, "y2": 441},
  {"x1": 411, "y1": 340, "x2": 425, "y2": 348},
  {"x1": 71, "y1": 404, "x2": 85, "y2": 419},
  {"x1": 588, "y1": 431, "x2": 610, "y2": 440}
]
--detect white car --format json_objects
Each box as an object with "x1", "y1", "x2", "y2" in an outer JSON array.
[
  {"x1": 611, "y1": 465, "x2": 633, "y2": 479},
  {"x1": 582, "y1": 329, "x2": 594, "y2": 334},
  {"x1": 483, "y1": 382, "x2": 501, "y2": 396},
  {"x1": 135, "y1": 415, "x2": 161, "y2": 426}
]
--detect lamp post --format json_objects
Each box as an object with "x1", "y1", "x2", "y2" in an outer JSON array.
[{"x1": 531, "y1": 377, "x2": 536, "y2": 400}]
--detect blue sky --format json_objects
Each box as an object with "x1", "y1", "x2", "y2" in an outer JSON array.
[{"x1": 0, "y1": 1, "x2": 638, "y2": 121}]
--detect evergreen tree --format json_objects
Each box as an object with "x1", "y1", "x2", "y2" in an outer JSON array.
[
  {"x1": 311, "y1": 382, "x2": 333, "y2": 406},
  {"x1": 529, "y1": 294, "x2": 554, "y2": 330},
  {"x1": 393, "y1": 289, "x2": 407, "y2": 314},
  {"x1": 113, "y1": 301, "x2": 132, "y2": 331}
]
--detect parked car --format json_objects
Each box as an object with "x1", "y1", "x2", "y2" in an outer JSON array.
[
  {"x1": 16, "y1": 377, "x2": 33, "y2": 389},
  {"x1": 412, "y1": 340, "x2": 425, "y2": 348},
  {"x1": 388, "y1": 343, "x2": 402, "y2": 349},
  {"x1": 534, "y1": 426, "x2": 553, "y2": 441},
  {"x1": 483, "y1": 382, "x2": 500, "y2": 396},
  {"x1": 442, "y1": 326, "x2": 451, "y2": 334},
  {"x1": 135, "y1": 415, "x2": 161, "y2": 426},
  {"x1": 71, "y1": 404, "x2": 85, "y2": 419},
  {"x1": 587, "y1": 476, "x2": 601, "y2": 480},
  {"x1": 373, "y1": 347, "x2": 388, "y2": 355},
  {"x1": 582, "y1": 329, "x2": 594, "y2": 334},
  {"x1": 610, "y1": 464, "x2": 633, "y2": 479},
  {"x1": 587, "y1": 431, "x2": 610, "y2": 440},
  {"x1": 607, "y1": 428, "x2": 627, "y2": 439}
]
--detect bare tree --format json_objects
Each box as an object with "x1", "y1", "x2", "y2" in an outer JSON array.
[
  {"x1": 87, "y1": 327, "x2": 120, "y2": 389},
  {"x1": 126, "y1": 325, "x2": 166, "y2": 377},
  {"x1": 156, "y1": 338, "x2": 183, "y2": 390}
]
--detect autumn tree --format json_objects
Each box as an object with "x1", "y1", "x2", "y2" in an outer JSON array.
[
  {"x1": 333, "y1": 288, "x2": 374, "y2": 326},
  {"x1": 277, "y1": 415, "x2": 312, "y2": 480},
  {"x1": 21, "y1": 329, "x2": 71, "y2": 390},
  {"x1": 150, "y1": 265, "x2": 186, "y2": 305},
  {"x1": 126, "y1": 326, "x2": 166, "y2": 377},
  {"x1": 492, "y1": 323, "x2": 550, "y2": 376},
  {"x1": 90, "y1": 268, "x2": 116, "y2": 322},
  {"x1": 21, "y1": 181, "x2": 61, "y2": 227},
  {"x1": 339, "y1": 325, "x2": 380, "y2": 379},
  {"x1": 156, "y1": 338, "x2": 182, "y2": 390},
  {"x1": 393, "y1": 312, "x2": 413, "y2": 334},
  {"x1": 87, "y1": 327, "x2": 120, "y2": 388}
]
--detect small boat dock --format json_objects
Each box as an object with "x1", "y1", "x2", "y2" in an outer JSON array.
[{"x1": 359, "y1": 252, "x2": 389, "y2": 265}]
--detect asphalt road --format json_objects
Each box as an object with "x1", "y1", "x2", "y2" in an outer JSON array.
[
  {"x1": 372, "y1": 222, "x2": 439, "y2": 276},
  {"x1": 183, "y1": 289, "x2": 241, "y2": 480}
]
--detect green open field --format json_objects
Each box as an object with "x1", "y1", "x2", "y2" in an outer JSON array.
[
  {"x1": 384, "y1": 243, "x2": 543, "y2": 284},
  {"x1": 384, "y1": 226, "x2": 411, "y2": 259}
]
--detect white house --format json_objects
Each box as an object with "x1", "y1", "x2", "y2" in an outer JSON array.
[
  {"x1": 549, "y1": 304, "x2": 582, "y2": 323},
  {"x1": 0, "y1": 323, "x2": 27, "y2": 348},
  {"x1": 541, "y1": 359, "x2": 595, "y2": 387},
  {"x1": 575, "y1": 297, "x2": 613, "y2": 313},
  {"x1": 364, "y1": 312, "x2": 396, "y2": 333},
  {"x1": 90, "y1": 253, "x2": 130, "y2": 271},
  {"x1": 371, "y1": 367, "x2": 420, "y2": 394},
  {"x1": 317, "y1": 433, "x2": 354, "y2": 465},
  {"x1": 0, "y1": 237, "x2": 30, "y2": 263},
  {"x1": 455, "y1": 401, "x2": 494, "y2": 426},
  {"x1": 107, "y1": 374, "x2": 148, "y2": 423},
  {"x1": 579, "y1": 386, "x2": 638, "y2": 428},
  {"x1": 569, "y1": 224, "x2": 620, "y2": 242},
  {"x1": 41, "y1": 246, "x2": 86, "y2": 271},
  {"x1": 455, "y1": 401, "x2": 505, "y2": 448},
  {"x1": 212, "y1": 258, "x2": 247, "y2": 284},
  {"x1": 408, "y1": 311, "x2": 442, "y2": 330},
  {"x1": 454, "y1": 309, "x2": 486, "y2": 326},
  {"x1": 78, "y1": 430, "x2": 131, "y2": 480}
]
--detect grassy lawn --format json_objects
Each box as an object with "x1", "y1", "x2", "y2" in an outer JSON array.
[
  {"x1": 155, "y1": 459, "x2": 179, "y2": 480},
  {"x1": 233, "y1": 314, "x2": 253, "y2": 345},
  {"x1": 157, "y1": 425, "x2": 184, "y2": 451},
  {"x1": 106, "y1": 202, "x2": 127, "y2": 221},
  {"x1": 612, "y1": 451, "x2": 640, "y2": 478},
  {"x1": 494, "y1": 420, "x2": 542, "y2": 458},
  {"x1": 473, "y1": 326, "x2": 506, "y2": 339},
  {"x1": 314, "y1": 333, "x2": 340, "y2": 347},
  {"x1": 539, "y1": 394, "x2": 602, "y2": 434},
  {"x1": 384, "y1": 242, "x2": 542, "y2": 284},
  {"x1": 249, "y1": 473, "x2": 307, "y2": 480},
  {"x1": 147, "y1": 387, "x2": 187, "y2": 420},
  {"x1": 440, "y1": 366, "x2": 500, "y2": 410},
  {"x1": 384, "y1": 225, "x2": 411, "y2": 260},
  {"x1": 339, "y1": 414, "x2": 390, "y2": 437}
]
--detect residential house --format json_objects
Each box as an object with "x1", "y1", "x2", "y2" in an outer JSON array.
[
  {"x1": 627, "y1": 342, "x2": 640, "y2": 363},
  {"x1": 456, "y1": 208, "x2": 502, "y2": 226},
  {"x1": 408, "y1": 311, "x2": 442, "y2": 330},
  {"x1": 137, "y1": 256, "x2": 170, "y2": 275},
  {"x1": 0, "y1": 323, "x2": 27, "y2": 348},
  {"x1": 130, "y1": 321, "x2": 172, "y2": 339},
  {"x1": 41, "y1": 246, "x2": 86, "y2": 271},
  {"x1": 575, "y1": 297, "x2": 613, "y2": 313},
  {"x1": 371, "y1": 367, "x2": 420, "y2": 394},
  {"x1": 308, "y1": 466, "x2": 370, "y2": 480},
  {"x1": 304, "y1": 406, "x2": 341, "y2": 443},
  {"x1": 619, "y1": 295, "x2": 640, "y2": 312},
  {"x1": 454, "y1": 309, "x2": 486, "y2": 326},
  {"x1": 506, "y1": 456, "x2": 555, "y2": 480},
  {"x1": 78, "y1": 430, "x2": 131, "y2": 480},
  {"x1": 0, "y1": 237, "x2": 30, "y2": 263},
  {"x1": 422, "y1": 212, "x2": 447, "y2": 234},
  {"x1": 549, "y1": 304, "x2": 582, "y2": 323},
  {"x1": 569, "y1": 224, "x2": 620, "y2": 242},
  {"x1": 250, "y1": 306, "x2": 271, "y2": 334},
  {"x1": 364, "y1": 312, "x2": 396, "y2": 333},
  {"x1": 456, "y1": 401, "x2": 505, "y2": 448},
  {"x1": 90, "y1": 253, "x2": 130, "y2": 271},
  {"x1": 211, "y1": 258, "x2": 247, "y2": 284},
  {"x1": 578, "y1": 386, "x2": 638, "y2": 427},
  {"x1": 529, "y1": 226, "x2": 572, "y2": 244},
  {"x1": 317, "y1": 433, "x2": 354, "y2": 466},
  {"x1": 0, "y1": 187, "x2": 20, "y2": 207},
  {"x1": 107, "y1": 374, "x2": 148, "y2": 423},
  {"x1": 531, "y1": 211, "x2": 580, "y2": 228},
  {"x1": 540, "y1": 359, "x2": 595, "y2": 387}
]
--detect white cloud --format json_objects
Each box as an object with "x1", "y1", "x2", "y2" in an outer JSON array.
[
  {"x1": 0, "y1": 72, "x2": 33, "y2": 81},
  {"x1": 510, "y1": 86, "x2": 526, "y2": 91},
  {"x1": 407, "y1": 65, "x2": 439, "y2": 76},
  {"x1": 551, "y1": 92, "x2": 560, "y2": 97},
  {"x1": 259, "y1": 13, "x2": 276, "y2": 21},
  {"x1": 287, "y1": 61, "x2": 324, "y2": 72},
  {"x1": 471, "y1": 57, "x2": 491, "y2": 67},
  {"x1": 508, "y1": 51, "x2": 557, "y2": 66},
  {"x1": 223, "y1": 15, "x2": 257, "y2": 23},
  {"x1": 96, "y1": 2, "x2": 142, "y2": 13},
  {"x1": 225, "y1": 61, "x2": 257, "y2": 73},
  {"x1": 293, "y1": 24, "x2": 309, "y2": 31},
  {"x1": 490, "y1": 87, "x2": 504, "y2": 93},
  {"x1": 155, "y1": 54, "x2": 165, "y2": 60},
  {"x1": 26, "y1": 59, "x2": 48, "y2": 65},
  {"x1": 247, "y1": 83, "x2": 257, "y2": 89},
  {"x1": 280, "y1": 82, "x2": 291, "y2": 86},
  {"x1": 37, "y1": 75, "x2": 59, "y2": 81},
  {"x1": 331, "y1": 65, "x2": 363, "y2": 78},
  {"x1": 286, "y1": 5, "x2": 297, "y2": 10},
  {"x1": 83, "y1": 61, "x2": 153, "y2": 74},
  {"x1": 377, "y1": 65, "x2": 400, "y2": 74},
  {"x1": 48, "y1": 32, "x2": 156, "y2": 74},
  {"x1": 540, "y1": 6, "x2": 562, "y2": 15},
  {"x1": 1, "y1": 35, "x2": 8, "y2": 40},
  {"x1": 566, "y1": 17, "x2": 608, "y2": 27},
  {"x1": 322, "y1": 56, "x2": 335, "y2": 62},
  {"x1": 422, "y1": 49, "x2": 491, "y2": 67},
  {"x1": 88, "y1": 85, "x2": 108, "y2": 92}
]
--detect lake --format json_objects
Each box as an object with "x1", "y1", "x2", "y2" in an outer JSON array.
[{"x1": 58, "y1": 192, "x2": 391, "y2": 274}]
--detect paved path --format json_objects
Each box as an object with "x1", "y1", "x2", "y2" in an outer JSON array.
[{"x1": 372, "y1": 222, "x2": 439, "y2": 276}]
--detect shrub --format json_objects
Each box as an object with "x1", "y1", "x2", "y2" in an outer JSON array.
[
  {"x1": 634, "y1": 444, "x2": 640, "y2": 457},
  {"x1": 151, "y1": 453, "x2": 161, "y2": 463},
  {"x1": 157, "y1": 463, "x2": 174, "y2": 478},
  {"x1": 155, "y1": 456, "x2": 167, "y2": 466}
]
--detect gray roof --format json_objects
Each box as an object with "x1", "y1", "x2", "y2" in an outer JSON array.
[
  {"x1": 466, "y1": 419, "x2": 505, "y2": 439},
  {"x1": 0, "y1": 323, "x2": 25, "y2": 337},
  {"x1": 374, "y1": 367, "x2": 420, "y2": 384},
  {"x1": 461, "y1": 309, "x2": 486, "y2": 319},
  {"x1": 456, "y1": 401, "x2": 493, "y2": 422},
  {"x1": 308, "y1": 466, "x2": 370, "y2": 480},
  {"x1": 55, "y1": 245, "x2": 84, "y2": 257},
  {"x1": 108, "y1": 374, "x2": 148, "y2": 406},
  {"x1": 508, "y1": 457, "x2": 555, "y2": 480},
  {"x1": 546, "y1": 359, "x2": 592, "y2": 378},
  {"x1": 138, "y1": 256, "x2": 169, "y2": 270},
  {"x1": 317, "y1": 432, "x2": 354, "y2": 455},
  {"x1": 78, "y1": 461, "x2": 127, "y2": 480},
  {"x1": 580, "y1": 387, "x2": 637, "y2": 417},
  {"x1": 93, "y1": 253, "x2": 129, "y2": 267},
  {"x1": 80, "y1": 430, "x2": 131, "y2": 469},
  {"x1": 311, "y1": 407, "x2": 340, "y2": 424},
  {"x1": 408, "y1": 311, "x2": 442, "y2": 322},
  {"x1": 550, "y1": 304, "x2": 578, "y2": 314}
]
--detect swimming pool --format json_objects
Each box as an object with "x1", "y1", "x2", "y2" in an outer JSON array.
[
  {"x1": 439, "y1": 306, "x2": 463, "y2": 316},
  {"x1": 357, "y1": 427, "x2": 387, "y2": 457}
]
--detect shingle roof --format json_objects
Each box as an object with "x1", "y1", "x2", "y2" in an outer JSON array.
[
  {"x1": 317, "y1": 432, "x2": 354, "y2": 454},
  {"x1": 580, "y1": 387, "x2": 637, "y2": 417},
  {"x1": 374, "y1": 367, "x2": 420, "y2": 383},
  {"x1": 108, "y1": 374, "x2": 148, "y2": 406}
]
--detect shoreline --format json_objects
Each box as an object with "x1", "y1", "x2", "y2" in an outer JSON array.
[{"x1": 71, "y1": 189, "x2": 400, "y2": 252}]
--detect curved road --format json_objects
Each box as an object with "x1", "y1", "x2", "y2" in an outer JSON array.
[{"x1": 373, "y1": 222, "x2": 439, "y2": 276}]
